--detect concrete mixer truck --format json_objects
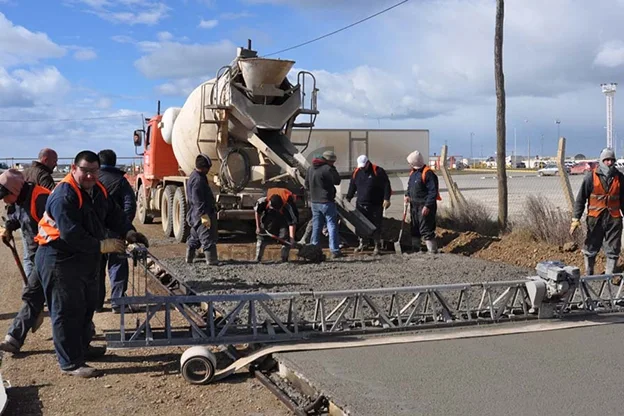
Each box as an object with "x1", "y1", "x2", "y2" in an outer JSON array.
[{"x1": 131, "y1": 41, "x2": 375, "y2": 243}]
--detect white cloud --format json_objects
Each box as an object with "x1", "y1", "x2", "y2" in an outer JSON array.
[
  {"x1": 0, "y1": 66, "x2": 70, "y2": 107},
  {"x1": 95, "y1": 97, "x2": 113, "y2": 108},
  {"x1": 157, "y1": 31, "x2": 173, "y2": 41},
  {"x1": 594, "y1": 40, "x2": 624, "y2": 68},
  {"x1": 111, "y1": 34, "x2": 135, "y2": 43},
  {"x1": 154, "y1": 77, "x2": 203, "y2": 96},
  {"x1": 198, "y1": 19, "x2": 218, "y2": 29},
  {"x1": 66, "y1": 0, "x2": 169, "y2": 25},
  {"x1": 0, "y1": 12, "x2": 66, "y2": 67},
  {"x1": 134, "y1": 39, "x2": 236, "y2": 79},
  {"x1": 72, "y1": 47, "x2": 98, "y2": 60}
]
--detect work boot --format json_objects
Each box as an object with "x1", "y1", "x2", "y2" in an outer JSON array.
[
  {"x1": 330, "y1": 251, "x2": 344, "y2": 260},
  {"x1": 373, "y1": 240, "x2": 380, "y2": 256},
  {"x1": 354, "y1": 238, "x2": 365, "y2": 253},
  {"x1": 85, "y1": 344, "x2": 107, "y2": 359},
  {"x1": 206, "y1": 245, "x2": 219, "y2": 266},
  {"x1": 280, "y1": 245, "x2": 290, "y2": 263},
  {"x1": 185, "y1": 247, "x2": 196, "y2": 264},
  {"x1": 411, "y1": 237, "x2": 421, "y2": 253},
  {"x1": 255, "y1": 241, "x2": 265, "y2": 263},
  {"x1": 425, "y1": 239, "x2": 438, "y2": 254},
  {"x1": 0, "y1": 335, "x2": 20, "y2": 354},
  {"x1": 584, "y1": 256, "x2": 596, "y2": 276},
  {"x1": 61, "y1": 365, "x2": 101, "y2": 378}
]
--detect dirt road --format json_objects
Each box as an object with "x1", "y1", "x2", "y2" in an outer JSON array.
[{"x1": 0, "y1": 221, "x2": 290, "y2": 416}]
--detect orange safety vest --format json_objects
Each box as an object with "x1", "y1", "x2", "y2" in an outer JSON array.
[
  {"x1": 35, "y1": 174, "x2": 108, "y2": 245},
  {"x1": 410, "y1": 165, "x2": 442, "y2": 201},
  {"x1": 266, "y1": 188, "x2": 294, "y2": 213},
  {"x1": 352, "y1": 163, "x2": 379, "y2": 179},
  {"x1": 588, "y1": 169, "x2": 621, "y2": 218},
  {"x1": 30, "y1": 185, "x2": 51, "y2": 223}
]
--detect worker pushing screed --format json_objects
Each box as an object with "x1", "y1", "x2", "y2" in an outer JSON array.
[{"x1": 0, "y1": 169, "x2": 50, "y2": 354}]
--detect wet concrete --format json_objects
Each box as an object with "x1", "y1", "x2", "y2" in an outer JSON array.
[
  {"x1": 163, "y1": 252, "x2": 531, "y2": 296},
  {"x1": 278, "y1": 323, "x2": 624, "y2": 416}
]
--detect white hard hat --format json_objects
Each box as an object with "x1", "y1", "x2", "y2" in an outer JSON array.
[{"x1": 357, "y1": 155, "x2": 368, "y2": 168}]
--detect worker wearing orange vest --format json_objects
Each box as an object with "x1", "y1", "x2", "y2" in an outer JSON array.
[
  {"x1": 405, "y1": 150, "x2": 441, "y2": 254},
  {"x1": 34, "y1": 151, "x2": 149, "y2": 378},
  {"x1": 346, "y1": 155, "x2": 392, "y2": 255},
  {"x1": 0, "y1": 169, "x2": 50, "y2": 354},
  {"x1": 571, "y1": 148, "x2": 624, "y2": 276},
  {"x1": 254, "y1": 187, "x2": 298, "y2": 262}
]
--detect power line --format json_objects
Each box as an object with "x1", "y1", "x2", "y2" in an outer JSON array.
[
  {"x1": 0, "y1": 113, "x2": 143, "y2": 123},
  {"x1": 264, "y1": 0, "x2": 410, "y2": 57}
]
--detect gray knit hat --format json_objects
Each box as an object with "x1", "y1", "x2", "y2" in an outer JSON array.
[
  {"x1": 322, "y1": 150, "x2": 337, "y2": 161},
  {"x1": 600, "y1": 148, "x2": 616, "y2": 161}
]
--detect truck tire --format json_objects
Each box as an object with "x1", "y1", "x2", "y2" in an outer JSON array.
[
  {"x1": 137, "y1": 184, "x2": 154, "y2": 224},
  {"x1": 173, "y1": 187, "x2": 190, "y2": 243},
  {"x1": 161, "y1": 185, "x2": 176, "y2": 237}
]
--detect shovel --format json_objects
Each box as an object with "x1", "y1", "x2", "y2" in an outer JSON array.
[
  {"x1": 394, "y1": 201, "x2": 409, "y2": 254},
  {"x1": 2, "y1": 236, "x2": 45, "y2": 333},
  {"x1": 261, "y1": 232, "x2": 325, "y2": 263}
]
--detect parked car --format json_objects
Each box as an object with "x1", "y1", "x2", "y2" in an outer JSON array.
[
  {"x1": 537, "y1": 164, "x2": 570, "y2": 176},
  {"x1": 569, "y1": 161, "x2": 598, "y2": 175}
]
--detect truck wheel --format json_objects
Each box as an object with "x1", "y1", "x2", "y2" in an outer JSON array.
[
  {"x1": 137, "y1": 184, "x2": 153, "y2": 224},
  {"x1": 173, "y1": 187, "x2": 190, "y2": 243},
  {"x1": 161, "y1": 185, "x2": 176, "y2": 237}
]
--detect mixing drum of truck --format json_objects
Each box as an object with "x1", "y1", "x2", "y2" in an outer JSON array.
[{"x1": 131, "y1": 40, "x2": 375, "y2": 243}]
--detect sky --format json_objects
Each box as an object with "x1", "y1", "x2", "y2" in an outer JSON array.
[{"x1": 0, "y1": 0, "x2": 623, "y2": 162}]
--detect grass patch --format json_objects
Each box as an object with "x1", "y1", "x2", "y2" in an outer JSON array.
[
  {"x1": 438, "y1": 199, "x2": 499, "y2": 236},
  {"x1": 519, "y1": 195, "x2": 583, "y2": 246}
]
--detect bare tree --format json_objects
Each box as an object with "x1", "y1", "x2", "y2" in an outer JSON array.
[{"x1": 495, "y1": 0, "x2": 508, "y2": 231}]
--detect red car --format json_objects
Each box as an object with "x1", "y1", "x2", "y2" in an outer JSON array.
[{"x1": 569, "y1": 161, "x2": 598, "y2": 175}]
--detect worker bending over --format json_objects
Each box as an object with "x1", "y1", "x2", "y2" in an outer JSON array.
[
  {"x1": 0, "y1": 169, "x2": 50, "y2": 353},
  {"x1": 255, "y1": 188, "x2": 298, "y2": 263}
]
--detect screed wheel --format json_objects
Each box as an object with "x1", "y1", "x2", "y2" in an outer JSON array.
[{"x1": 180, "y1": 347, "x2": 217, "y2": 385}]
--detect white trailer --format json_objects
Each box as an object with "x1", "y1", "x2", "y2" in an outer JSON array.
[{"x1": 290, "y1": 129, "x2": 430, "y2": 174}]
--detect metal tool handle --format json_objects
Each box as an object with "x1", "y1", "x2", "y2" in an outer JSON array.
[{"x1": 2, "y1": 237, "x2": 28, "y2": 286}]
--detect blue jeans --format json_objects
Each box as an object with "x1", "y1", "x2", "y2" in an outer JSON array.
[
  {"x1": 36, "y1": 245, "x2": 98, "y2": 370},
  {"x1": 311, "y1": 202, "x2": 340, "y2": 253},
  {"x1": 21, "y1": 229, "x2": 35, "y2": 277}
]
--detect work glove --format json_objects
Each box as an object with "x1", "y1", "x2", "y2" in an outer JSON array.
[
  {"x1": 125, "y1": 230, "x2": 150, "y2": 248},
  {"x1": 346, "y1": 197, "x2": 352, "y2": 204},
  {"x1": 422, "y1": 206, "x2": 430, "y2": 217},
  {"x1": 569, "y1": 218, "x2": 580, "y2": 236},
  {"x1": 100, "y1": 238, "x2": 126, "y2": 254},
  {"x1": 0, "y1": 227, "x2": 11, "y2": 245},
  {"x1": 383, "y1": 200, "x2": 391, "y2": 209},
  {"x1": 201, "y1": 214, "x2": 211, "y2": 228}
]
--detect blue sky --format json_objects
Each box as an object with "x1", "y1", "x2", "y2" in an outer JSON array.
[{"x1": 1, "y1": 0, "x2": 624, "y2": 162}]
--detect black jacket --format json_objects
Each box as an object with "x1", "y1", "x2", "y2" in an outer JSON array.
[
  {"x1": 98, "y1": 166, "x2": 137, "y2": 223},
  {"x1": 23, "y1": 161, "x2": 55, "y2": 190},
  {"x1": 186, "y1": 169, "x2": 216, "y2": 223},
  {"x1": 406, "y1": 166, "x2": 439, "y2": 207},
  {"x1": 346, "y1": 163, "x2": 391, "y2": 206},
  {"x1": 305, "y1": 158, "x2": 341, "y2": 203}
]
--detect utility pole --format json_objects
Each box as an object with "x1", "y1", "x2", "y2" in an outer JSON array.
[
  {"x1": 524, "y1": 119, "x2": 530, "y2": 169},
  {"x1": 602, "y1": 83, "x2": 617, "y2": 148},
  {"x1": 470, "y1": 132, "x2": 474, "y2": 168},
  {"x1": 541, "y1": 134, "x2": 544, "y2": 158},
  {"x1": 513, "y1": 127, "x2": 517, "y2": 166}
]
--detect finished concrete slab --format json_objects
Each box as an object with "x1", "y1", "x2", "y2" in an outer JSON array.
[{"x1": 278, "y1": 323, "x2": 624, "y2": 415}]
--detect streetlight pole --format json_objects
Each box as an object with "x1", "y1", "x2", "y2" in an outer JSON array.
[
  {"x1": 555, "y1": 119, "x2": 561, "y2": 139},
  {"x1": 541, "y1": 134, "x2": 544, "y2": 159},
  {"x1": 513, "y1": 127, "x2": 517, "y2": 167},
  {"x1": 525, "y1": 119, "x2": 530, "y2": 169},
  {"x1": 470, "y1": 132, "x2": 474, "y2": 168}
]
